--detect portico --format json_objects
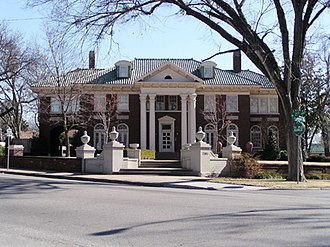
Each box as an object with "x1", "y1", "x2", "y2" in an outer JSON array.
[{"x1": 139, "y1": 92, "x2": 197, "y2": 152}]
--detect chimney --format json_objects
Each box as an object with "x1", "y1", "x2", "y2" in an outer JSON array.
[
  {"x1": 89, "y1": 50, "x2": 95, "y2": 69},
  {"x1": 233, "y1": 50, "x2": 241, "y2": 72}
]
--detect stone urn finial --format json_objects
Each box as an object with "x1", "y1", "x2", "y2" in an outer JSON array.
[
  {"x1": 196, "y1": 126, "x2": 205, "y2": 142},
  {"x1": 227, "y1": 131, "x2": 236, "y2": 146},
  {"x1": 81, "y1": 131, "x2": 90, "y2": 145},
  {"x1": 110, "y1": 126, "x2": 119, "y2": 141}
]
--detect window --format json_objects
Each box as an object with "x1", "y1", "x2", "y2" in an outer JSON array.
[
  {"x1": 205, "y1": 124, "x2": 217, "y2": 152},
  {"x1": 226, "y1": 95, "x2": 238, "y2": 112},
  {"x1": 117, "y1": 123, "x2": 129, "y2": 147},
  {"x1": 164, "y1": 75, "x2": 172, "y2": 80},
  {"x1": 269, "y1": 98, "x2": 279, "y2": 113},
  {"x1": 115, "y1": 60, "x2": 132, "y2": 78},
  {"x1": 250, "y1": 125, "x2": 262, "y2": 149},
  {"x1": 250, "y1": 96, "x2": 279, "y2": 114},
  {"x1": 260, "y1": 98, "x2": 268, "y2": 113},
  {"x1": 156, "y1": 96, "x2": 165, "y2": 110},
  {"x1": 50, "y1": 97, "x2": 60, "y2": 113},
  {"x1": 226, "y1": 124, "x2": 239, "y2": 145},
  {"x1": 50, "y1": 97, "x2": 79, "y2": 113},
  {"x1": 268, "y1": 126, "x2": 279, "y2": 147},
  {"x1": 94, "y1": 94, "x2": 106, "y2": 112},
  {"x1": 204, "y1": 67, "x2": 213, "y2": 78},
  {"x1": 250, "y1": 98, "x2": 259, "y2": 113},
  {"x1": 94, "y1": 123, "x2": 106, "y2": 150},
  {"x1": 200, "y1": 61, "x2": 216, "y2": 79},
  {"x1": 204, "y1": 95, "x2": 216, "y2": 112},
  {"x1": 118, "y1": 66, "x2": 129, "y2": 78},
  {"x1": 117, "y1": 95, "x2": 129, "y2": 111},
  {"x1": 168, "y1": 96, "x2": 178, "y2": 110}
]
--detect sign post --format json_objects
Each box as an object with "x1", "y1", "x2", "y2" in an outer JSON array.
[
  {"x1": 291, "y1": 111, "x2": 305, "y2": 184},
  {"x1": 6, "y1": 128, "x2": 13, "y2": 170}
]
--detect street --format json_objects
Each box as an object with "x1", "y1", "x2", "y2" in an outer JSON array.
[{"x1": 1, "y1": 174, "x2": 330, "y2": 247}]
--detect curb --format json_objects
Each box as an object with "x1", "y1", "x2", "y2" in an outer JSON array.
[{"x1": 1, "y1": 170, "x2": 217, "y2": 191}]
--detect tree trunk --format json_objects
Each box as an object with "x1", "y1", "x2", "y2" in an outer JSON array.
[
  {"x1": 322, "y1": 130, "x2": 330, "y2": 157},
  {"x1": 65, "y1": 129, "x2": 71, "y2": 157},
  {"x1": 284, "y1": 111, "x2": 306, "y2": 181}
]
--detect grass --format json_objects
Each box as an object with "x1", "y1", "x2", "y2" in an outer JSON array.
[{"x1": 209, "y1": 177, "x2": 330, "y2": 189}]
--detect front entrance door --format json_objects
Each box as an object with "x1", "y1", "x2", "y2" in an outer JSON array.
[
  {"x1": 160, "y1": 124, "x2": 173, "y2": 152},
  {"x1": 158, "y1": 116, "x2": 176, "y2": 152}
]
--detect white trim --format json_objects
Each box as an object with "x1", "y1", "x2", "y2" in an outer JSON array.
[
  {"x1": 149, "y1": 94, "x2": 156, "y2": 150},
  {"x1": 158, "y1": 115, "x2": 176, "y2": 152},
  {"x1": 136, "y1": 62, "x2": 204, "y2": 84},
  {"x1": 181, "y1": 94, "x2": 188, "y2": 147},
  {"x1": 140, "y1": 94, "x2": 147, "y2": 149}
]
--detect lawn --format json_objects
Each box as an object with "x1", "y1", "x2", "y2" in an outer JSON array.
[{"x1": 209, "y1": 177, "x2": 330, "y2": 189}]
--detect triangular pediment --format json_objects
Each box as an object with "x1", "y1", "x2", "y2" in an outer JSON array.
[
  {"x1": 137, "y1": 62, "x2": 203, "y2": 83},
  {"x1": 158, "y1": 115, "x2": 176, "y2": 123}
]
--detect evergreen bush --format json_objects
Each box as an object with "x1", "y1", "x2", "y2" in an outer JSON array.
[{"x1": 261, "y1": 129, "x2": 280, "y2": 160}]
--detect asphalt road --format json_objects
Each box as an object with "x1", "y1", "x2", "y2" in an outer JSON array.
[{"x1": 1, "y1": 174, "x2": 330, "y2": 247}]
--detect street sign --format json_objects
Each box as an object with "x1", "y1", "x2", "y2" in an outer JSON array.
[{"x1": 293, "y1": 121, "x2": 305, "y2": 136}]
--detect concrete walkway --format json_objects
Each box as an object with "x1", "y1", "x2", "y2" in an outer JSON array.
[{"x1": 0, "y1": 168, "x2": 267, "y2": 191}]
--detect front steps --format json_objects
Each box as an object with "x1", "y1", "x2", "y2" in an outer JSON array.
[{"x1": 117, "y1": 159, "x2": 196, "y2": 176}]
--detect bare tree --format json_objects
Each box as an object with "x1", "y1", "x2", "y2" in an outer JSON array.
[
  {"x1": 28, "y1": 0, "x2": 330, "y2": 180},
  {"x1": 0, "y1": 22, "x2": 44, "y2": 138},
  {"x1": 202, "y1": 98, "x2": 230, "y2": 153},
  {"x1": 39, "y1": 30, "x2": 92, "y2": 157}
]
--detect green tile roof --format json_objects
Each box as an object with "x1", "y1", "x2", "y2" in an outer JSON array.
[{"x1": 33, "y1": 58, "x2": 274, "y2": 88}]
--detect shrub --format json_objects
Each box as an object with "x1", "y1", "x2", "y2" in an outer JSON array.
[
  {"x1": 278, "y1": 150, "x2": 288, "y2": 161},
  {"x1": 307, "y1": 156, "x2": 330, "y2": 162},
  {"x1": 231, "y1": 153, "x2": 261, "y2": 179},
  {"x1": 261, "y1": 129, "x2": 280, "y2": 160},
  {"x1": 141, "y1": 149, "x2": 155, "y2": 159},
  {"x1": 255, "y1": 171, "x2": 286, "y2": 179},
  {"x1": 305, "y1": 173, "x2": 330, "y2": 180}
]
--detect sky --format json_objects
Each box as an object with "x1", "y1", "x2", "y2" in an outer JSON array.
[
  {"x1": 1, "y1": 1, "x2": 329, "y2": 72},
  {"x1": 0, "y1": 0, "x2": 258, "y2": 71}
]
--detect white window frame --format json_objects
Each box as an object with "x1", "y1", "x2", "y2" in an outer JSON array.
[
  {"x1": 50, "y1": 96, "x2": 80, "y2": 113},
  {"x1": 205, "y1": 124, "x2": 217, "y2": 153},
  {"x1": 94, "y1": 123, "x2": 106, "y2": 151},
  {"x1": 117, "y1": 94, "x2": 129, "y2": 111},
  {"x1": 50, "y1": 97, "x2": 61, "y2": 113},
  {"x1": 250, "y1": 125, "x2": 262, "y2": 149},
  {"x1": 168, "y1": 96, "x2": 178, "y2": 110},
  {"x1": 226, "y1": 95, "x2": 238, "y2": 112},
  {"x1": 203, "y1": 67, "x2": 213, "y2": 78},
  {"x1": 250, "y1": 96, "x2": 279, "y2": 114},
  {"x1": 117, "y1": 123, "x2": 129, "y2": 147},
  {"x1": 156, "y1": 96, "x2": 165, "y2": 110},
  {"x1": 204, "y1": 95, "x2": 216, "y2": 112},
  {"x1": 94, "y1": 94, "x2": 106, "y2": 112},
  {"x1": 118, "y1": 65, "x2": 129, "y2": 78}
]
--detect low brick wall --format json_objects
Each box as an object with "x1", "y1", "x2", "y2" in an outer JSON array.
[
  {"x1": 0, "y1": 156, "x2": 82, "y2": 173},
  {"x1": 259, "y1": 161, "x2": 330, "y2": 174}
]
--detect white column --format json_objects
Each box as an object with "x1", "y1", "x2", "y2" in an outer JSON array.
[
  {"x1": 181, "y1": 94, "x2": 188, "y2": 147},
  {"x1": 189, "y1": 94, "x2": 197, "y2": 143},
  {"x1": 149, "y1": 94, "x2": 156, "y2": 150},
  {"x1": 140, "y1": 94, "x2": 147, "y2": 149}
]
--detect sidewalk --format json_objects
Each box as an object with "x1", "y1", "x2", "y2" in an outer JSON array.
[{"x1": 0, "y1": 168, "x2": 267, "y2": 191}]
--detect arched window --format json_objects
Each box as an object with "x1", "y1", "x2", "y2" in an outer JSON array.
[
  {"x1": 226, "y1": 124, "x2": 239, "y2": 146},
  {"x1": 250, "y1": 125, "x2": 262, "y2": 149},
  {"x1": 164, "y1": 75, "x2": 172, "y2": 80},
  {"x1": 94, "y1": 123, "x2": 106, "y2": 151},
  {"x1": 268, "y1": 125, "x2": 279, "y2": 147},
  {"x1": 205, "y1": 124, "x2": 217, "y2": 152},
  {"x1": 117, "y1": 123, "x2": 129, "y2": 147}
]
